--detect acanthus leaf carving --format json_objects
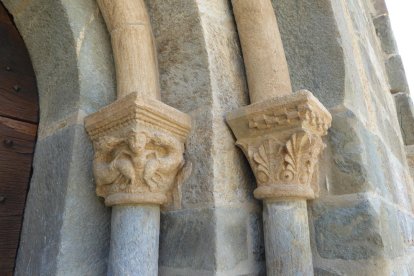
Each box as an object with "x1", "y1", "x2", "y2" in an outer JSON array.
[
  {"x1": 252, "y1": 142, "x2": 272, "y2": 183},
  {"x1": 228, "y1": 91, "x2": 331, "y2": 200},
  {"x1": 237, "y1": 131, "x2": 325, "y2": 200},
  {"x1": 281, "y1": 131, "x2": 325, "y2": 185}
]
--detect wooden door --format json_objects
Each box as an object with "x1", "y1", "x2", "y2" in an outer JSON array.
[{"x1": 0, "y1": 4, "x2": 39, "y2": 275}]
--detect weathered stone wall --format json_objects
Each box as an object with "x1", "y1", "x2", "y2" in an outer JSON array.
[
  {"x1": 5, "y1": 0, "x2": 413, "y2": 275},
  {"x1": 274, "y1": 0, "x2": 414, "y2": 274},
  {"x1": 1, "y1": 0, "x2": 115, "y2": 274},
  {"x1": 146, "y1": 1, "x2": 264, "y2": 274},
  {"x1": 394, "y1": 92, "x2": 414, "y2": 189}
]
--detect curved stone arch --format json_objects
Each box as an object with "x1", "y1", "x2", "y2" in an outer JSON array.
[
  {"x1": 2, "y1": 0, "x2": 263, "y2": 274},
  {"x1": 1, "y1": 0, "x2": 115, "y2": 274}
]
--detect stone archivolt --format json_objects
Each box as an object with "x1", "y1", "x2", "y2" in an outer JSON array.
[
  {"x1": 227, "y1": 90, "x2": 332, "y2": 200},
  {"x1": 85, "y1": 92, "x2": 191, "y2": 206},
  {"x1": 84, "y1": 0, "x2": 192, "y2": 273},
  {"x1": 85, "y1": 0, "x2": 192, "y2": 208}
]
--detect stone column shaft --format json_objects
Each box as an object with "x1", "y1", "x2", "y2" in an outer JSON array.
[
  {"x1": 97, "y1": 0, "x2": 160, "y2": 99},
  {"x1": 231, "y1": 0, "x2": 292, "y2": 103},
  {"x1": 228, "y1": 2, "x2": 332, "y2": 274},
  {"x1": 86, "y1": 1, "x2": 191, "y2": 275},
  {"x1": 108, "y1": 205, "x2": 160, "y2": 276},
  {"x1": 227, "y1": 91, "x2": 331, "y2": 275},
  {"x1": 263, "y1": 200, "x2": 313, "y2": 275}
]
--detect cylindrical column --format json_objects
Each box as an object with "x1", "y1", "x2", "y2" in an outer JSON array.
[
  {"x1": 97, "y1": 0, "x2": 160, "y2": 100},
  {"x1": 231, "y1": 0, "x2": 292, "y2": 103},
  {"x1": 88, "y1": 2, "x2": 192, "y2": 276},
  {"x1": 230, "y1": 2, "x2": 319, "y2": 274},
  {"x1": 108, "y1": 205, "x2": 160, "y2": 276},
  {"x1": 263, "y1": 200, "x2": 313, "y2": 275}
]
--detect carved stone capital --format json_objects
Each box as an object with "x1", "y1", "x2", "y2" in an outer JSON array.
[
  {"x1": 227, "y1": 90, "x2": 332, "y2": 200},
  {"x1": 85, "y1": 92, "x2": 191, "y2": 206}
]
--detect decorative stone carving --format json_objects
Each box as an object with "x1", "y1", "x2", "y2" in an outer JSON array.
[
  {"x1": 85, "y1": 92, "x2": 191, "y2": 206},
  {"x1": 227, "y1": 90, "x2": 332, "y2": 200}
]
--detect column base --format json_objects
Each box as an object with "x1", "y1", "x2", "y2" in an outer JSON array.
[{"x1": 254, "y1": 183, "x2": 315, "y2": 200}]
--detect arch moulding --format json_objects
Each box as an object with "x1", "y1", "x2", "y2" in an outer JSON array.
[{"x1": 1, "y1": 0, "x2": 115, "y2": 274}]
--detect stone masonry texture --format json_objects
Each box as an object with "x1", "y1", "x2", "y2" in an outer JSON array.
[
  {"x1": 2, "y1": 0, "x2": 413, "y2": 275},
  {"x1": 394, "y1": 93, "x2": 414, "y2": 146}
]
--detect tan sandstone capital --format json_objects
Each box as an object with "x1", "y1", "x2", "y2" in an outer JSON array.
[
  {"x1": 227, "y1": 90, "x2": 332, "y2": 200},
  {"x1": 85, "y1": 93, "x2": 191, "y2": 206}
]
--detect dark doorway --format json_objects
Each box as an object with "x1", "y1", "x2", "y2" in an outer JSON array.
[{"x1": 0, "y1": 3, "x2": 39, "y2": 275}]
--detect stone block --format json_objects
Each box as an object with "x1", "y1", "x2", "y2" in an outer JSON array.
[
  {"x1": 193, "y1": 0, "x2": 248, "y2": 115},
  {"x1": 370, "y1": 0, "x2": 388, "y2": 17},
  {"x1": 212, "y1": 121, "x2": 256, "y2": 205},
  {"x1": 1, "y1": 0, "x2": 30, "y2": 15},
  {"x1": 312, "y1": 196, "x2": 384, "y2": 260},
  {"x1": 15, "y1": 126, "x2": 72, "y2": 276},
  {"x1": 194, "y1": 1, "x2": 250, "y2": 199},
  {"x1": 379, "y1": 203, "x2": 406, "y2": 258},
  {"x1": 159, "y1": 207, "x2": 216, "y2": 272},
  {"x1": 386, "y1": 55, "x2": 410, "y2": 94},
  {"x1": 407, "y1": 257, "x2": 414, "y2": 275},
  {"x1": 311, "y1": 194, "x2": 412, "y2": 262},
  {"x1": 159, "y1": 206, "x2": 265, "y2": 275},
  {"x1": 396, "y1": 208, "x2": 414, "y2": 251},
  {"x1": 272, "y1": 0, "x2": 345, "y2": 108},
  {"x1": 56, "y1": 126, "x2": 111, "y2": 275},
  {"x1": 327, "y1": 110, "x2": 373, "y2": 195},
  {"x1": 65, "y1": 0, "x2": 116, "y2": 113},
  {"x1": 216, "y1": 207, "x2": 249, "y2": 271},
  {"x1": 407, "y1": 145, "x2": 414, "y2": 181},
  {"x1": 326, "y1": 108, "x2": 413, "y2": 210},
  {"x1": 145, "y1": 0, "x2": 213, "y2": 113},
  {"x1": 15, "y1": 125, "x2": 111, "y2": 275},
  {"x1": 373, "y1": 108, "x2": 407, "y2": 163},
  {"x1": 389, "y1": 255, "x2": 414, "y2": 276},
  {"x1": 3, "y1": 0, "x2": 116, "y2": 126},
  {"x1": 314, "y1": 267, "x2": 341, "y2": 276},
  {"x1": 8, "y1": 0, "x2": 81, "y2": 126},
  {"x1": 313, "y1": 258, "x2": 393, "y2": 275},
  {"x1": 378, "y1": 143, "x2": 413, "y2": 212},
  {"x1": 181, "y1": 107, "x2": 215, "y2": 207},
  {"x1": 394, "y1": 93, "x2": 414, "y2": 145},
  {"x1": 340, "y1": 0, "x2": 401, "y2": 121},
  {"x1": 373, "y1": 15, "x2": 397, "y2": 55},
  {"x1": 250, "y1": 210, "x2": 266, "y2": 265},
  {"x1": 146, "y1": 0, "x2": 254, "y2": 209},
  {"x1": 215, "y1": 207, "x2": 264, "y2": 273}
]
